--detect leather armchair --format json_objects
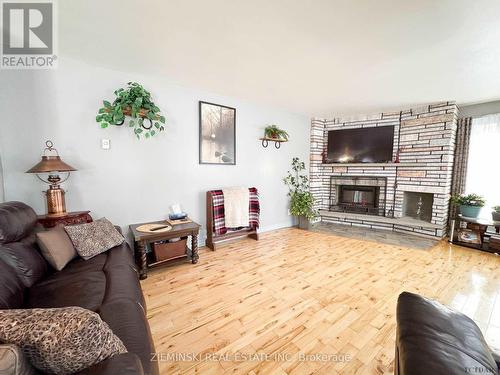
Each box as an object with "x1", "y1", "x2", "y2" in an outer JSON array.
[{"x1": 395, "y1": 292, "x2": 499, "y2": 375}]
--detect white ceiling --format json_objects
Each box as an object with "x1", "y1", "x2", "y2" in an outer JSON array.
[{"x1": 59, "y1": 0, "x2": 500, "y2": 117}]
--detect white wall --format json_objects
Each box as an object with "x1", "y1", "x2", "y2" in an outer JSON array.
[
  {"x1": 0, "y1": 146, "x2": 4, "y2": 202},
  {"x1": 0, "y1": 58, "x2": 309, "y2": 243}
]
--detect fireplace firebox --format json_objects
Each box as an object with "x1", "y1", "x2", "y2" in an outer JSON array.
[
  {"x1": 339, "y1": 185, "x2": 378, "y2": 211},
  {"x1": 329, "y1": 176, "x2": 387, "y2": 216},
  {"x1": 403, "y1": 192, "x2": 434, "y2": 222}
]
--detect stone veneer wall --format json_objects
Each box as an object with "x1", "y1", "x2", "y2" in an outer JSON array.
[{"x1": 310, "y1": 101, "x2": 458, "y2": 238}]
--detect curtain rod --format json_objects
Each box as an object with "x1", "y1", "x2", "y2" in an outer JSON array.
[{"x1": 469, "y1": 112, "x2": 500, "y2": 120}]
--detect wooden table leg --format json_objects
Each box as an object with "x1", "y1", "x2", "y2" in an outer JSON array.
[
  {"x1": 191, "y1": 232, "x2": 199, "y2": 264},
  {"x1": 136, "y1": 241, "x2": 147, "y2": 279}
]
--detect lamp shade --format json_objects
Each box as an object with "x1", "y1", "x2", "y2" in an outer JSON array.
[
  {"x1": 26, "y1": 141, "x2": 76, "y2": 216},
  {"x1": 26, "y1": 156, "x2": 76, "y2": 173},
  {"x1": 26, "y1": 140, "x2": 76, "y2": 174}
]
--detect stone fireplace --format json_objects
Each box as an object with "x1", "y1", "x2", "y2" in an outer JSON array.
[{"x1": 309, "y1": 101, "x2": 458, "y2": 238}]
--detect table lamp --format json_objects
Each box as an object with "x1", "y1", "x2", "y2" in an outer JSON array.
[{"x1": 26, "y1": 140, "x2": 76, "y2": 216}]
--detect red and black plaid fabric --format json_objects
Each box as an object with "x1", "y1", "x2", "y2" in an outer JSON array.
[{"x1": 210, "y1": 187, "x2": 260, "y2": 235}]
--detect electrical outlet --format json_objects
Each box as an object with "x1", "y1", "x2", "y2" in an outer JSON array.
[{"x1": 101, "y1": 139, "x2": 111, "y2": 150}]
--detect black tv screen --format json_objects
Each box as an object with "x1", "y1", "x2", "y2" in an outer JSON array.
[{"x1": 327, "y1": 126, "x2": 394, "y2": 163}]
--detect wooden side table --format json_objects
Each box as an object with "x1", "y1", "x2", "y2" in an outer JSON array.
[
  {"x1": 449, "y1": 215, "x2": 500, "y2": 254},
  {"x1": 38, "y1": 211, "x2": 92, "y2": 228},
  {"x1": 129, "y1": 220, "x2": 201, "y2": 280}
]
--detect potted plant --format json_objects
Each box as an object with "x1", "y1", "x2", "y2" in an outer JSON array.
[
  {"x1": 283, "y1": 157, "x2": 318, "y2": 229},
  {"x1": 96, "y1": 82, "x2": 166, "y2": 139},
  {"x1": 264, "y1": 125, "x2": 289, "y2": 141},
  {"x1": 492, "y1": 206, "x2": 500, "y2": 222},
  {"x1": 450, "y1": 193, "x2": 486, "y2": 218}
]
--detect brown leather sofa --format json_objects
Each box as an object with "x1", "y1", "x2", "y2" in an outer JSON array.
[
  {"x1": 395, "y1": 291, "x2": 500, "y2": 375},
  {"x1": 0, "y1": 201, "x2": 159, "y2": 375}
]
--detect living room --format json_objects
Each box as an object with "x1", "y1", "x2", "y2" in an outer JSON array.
[{"x1": 0, "y1": 1, "x2": 499, "y2": 374}]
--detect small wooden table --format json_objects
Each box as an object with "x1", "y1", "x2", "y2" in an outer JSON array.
[
  {"x1": 129, "y1": 220, "x2": 201, "y2": 279},
  {"x1": 38, "y1": 211, "x2": 92, "y2": 228}
]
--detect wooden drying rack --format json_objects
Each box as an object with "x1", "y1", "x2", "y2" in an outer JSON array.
[{"x1": 206, "y1": 190, "x2": 259, "y2": 250}]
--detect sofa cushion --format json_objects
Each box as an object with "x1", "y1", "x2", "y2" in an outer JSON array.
[
  {"x1": 26, "y1": 252, "x2": 107, "y2": 310},
  {"x1": 0, "y1": 234, "x2": 48, "y2": 287},
  {"x1": 64, "y1": 218, "x2": 124, "y2": 260},
  {"x1": 396, "y1": 291, "x2": 498, "y2": 375},
  {"x1": 0, "y1": 307, "x2": 127, "y2": 374},
  {"x1": 0, "y1": 202, "x2": 37, "y2": 245},
  {"x1": 27, "y1": 268, "x2": 106, "y2": 311},
  {"x1": 0, "y1": 258, "x2": 24, "y2": 310},
  {"x1": 36, "y1": 225, "x2": 77, "y2": 271},
  {"x1": 52, "y1": 251, "x2": 108, "y2": 275}
]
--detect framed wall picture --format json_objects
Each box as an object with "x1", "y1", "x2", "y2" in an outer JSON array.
[{"x1": 199, "y1": 101, "x2": 236, "y2": 165}]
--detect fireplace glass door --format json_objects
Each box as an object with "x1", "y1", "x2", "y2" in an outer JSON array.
[{"x1": 339, "y1": 185, "x2": 378, "y2": 210}]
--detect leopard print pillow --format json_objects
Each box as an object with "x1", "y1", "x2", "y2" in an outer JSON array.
[
  {"x1": 64, "y1": 218, "x2": 124, "y2": 260},
  {"x1": 0, "y1": 307, "x2": 127, "y2": 374}
]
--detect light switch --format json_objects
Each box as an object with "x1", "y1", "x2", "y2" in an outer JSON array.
[{"x1": 101, "y1": 139, "x2": 111, "y2": 150}]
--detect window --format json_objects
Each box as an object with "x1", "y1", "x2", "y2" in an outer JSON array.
[{"x1": 465, "y1": 114, "x2": 500, "y2": 212}]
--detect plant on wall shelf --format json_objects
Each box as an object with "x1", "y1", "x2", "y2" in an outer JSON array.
[
  {"x1": 96, "y1": 82, "x2": 166, "y2": 139},
  {"x1": 264, "y1": 124, "x2": 289, "y2": 141},
  {"x1": 283, "y1": 157, "x2": 318, "y2": 229}
]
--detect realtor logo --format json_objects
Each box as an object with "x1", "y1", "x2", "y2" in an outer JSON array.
[{"x1": 1, "y1": 1, "x2": 57, "y2": 69}]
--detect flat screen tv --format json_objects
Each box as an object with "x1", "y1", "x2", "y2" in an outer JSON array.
[{"x1": 327, "y1": 126, "x2": 394, "y2": 163}]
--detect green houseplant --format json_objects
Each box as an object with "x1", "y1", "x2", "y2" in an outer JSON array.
[
  {"x1": 450, "y1": 193, "x2": 486, "y2": 218},
  {"x1": 492, "y1": 206, "x2": 500, "y2": 222},
  {"x1": 96, "y1": 82, "x2": 166, "y2": 139},
  {"x1": 264, "y1": 125, "x2": 289, "y2": 141},
  {"x1": 283, "y1": 157, "x2": 318, "y2": 229}
]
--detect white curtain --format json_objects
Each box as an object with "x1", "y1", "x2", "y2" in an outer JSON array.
[{"x1": 465, "y1": 114, "x2": 500, "y2": 214}]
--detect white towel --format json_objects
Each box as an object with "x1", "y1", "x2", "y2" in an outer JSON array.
[{"x1": 222, "y1": 187, "x2": 249, "y2": 228}]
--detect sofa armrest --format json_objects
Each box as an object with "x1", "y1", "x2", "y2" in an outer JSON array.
[{"x1": 75, "y1": 353, "x2": 144, "y2": 375}]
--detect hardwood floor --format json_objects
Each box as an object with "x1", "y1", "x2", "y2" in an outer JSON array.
[{"x1": 142, "y1": 228, "x2": 500, "y2": 374}]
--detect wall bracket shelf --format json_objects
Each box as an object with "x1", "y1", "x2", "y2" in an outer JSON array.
[{"x1": 260, "y1": 137, "x2": 287, "y2": 149}]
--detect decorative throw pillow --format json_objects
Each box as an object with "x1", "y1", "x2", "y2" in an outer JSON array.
[
  {"x1": 64, "y1": 218, "x2": 124, "y2": 260},
  {"x1": 0, "y1": 307, "x2": 127, "y2": 374},
  {"x1": 36, "y1": 225, "x2": 77, "y2": 271},
  {"x1": 0, "y1": 344, "x2": 36, "y2": 375}
]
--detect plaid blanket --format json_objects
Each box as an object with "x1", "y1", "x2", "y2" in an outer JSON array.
[{"x1": 211, "y1": 187, "x2": 260, "y2": 235}]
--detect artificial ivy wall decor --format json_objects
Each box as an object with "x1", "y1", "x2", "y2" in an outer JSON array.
[{"x1": 96, "y1": 82, "x2": 166, "y2": 139}]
